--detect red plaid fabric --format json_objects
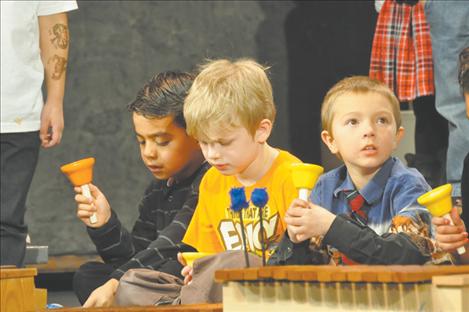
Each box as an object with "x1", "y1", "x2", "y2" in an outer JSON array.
[
  {"x1": 349, "y1": 192, "x2": 367, "y2": 222},
  {"x1": 370, "y1": 0, "x2": 434, "y2": 102}
]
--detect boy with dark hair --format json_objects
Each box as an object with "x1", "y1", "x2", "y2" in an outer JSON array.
[{"x1": 72, "y1": 71, "x2": 208, "y2": 307}]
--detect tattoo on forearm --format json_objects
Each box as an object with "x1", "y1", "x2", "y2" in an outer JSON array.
[
  {"x1": 49, "y1": 23, "x2": 69, "y2": 49},
  {"x1": 48, "y1": 55, "x2": 67, "y2": 80}
]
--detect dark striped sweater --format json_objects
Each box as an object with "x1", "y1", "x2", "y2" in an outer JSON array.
[{"x1": 86, "y1": 162, "x2": 210, "y2": 280}]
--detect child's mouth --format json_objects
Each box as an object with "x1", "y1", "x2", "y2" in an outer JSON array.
[
  {"x1": 214, "y1": 164, "x2": 228, "y2": 170},
  {"x1": 363, "y1": 146, "x2": 376, "y2": 150},
  {"x1": 362, "y1": 145, "x2": 378, "y2": 155},
  {"x1": 148, "y1": 165, "x2": 164, "y2": 173}
]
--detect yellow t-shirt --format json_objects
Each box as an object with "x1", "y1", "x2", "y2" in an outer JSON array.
[{"x1": 182, "y1": 150, "x2": 301, "y2": 257}]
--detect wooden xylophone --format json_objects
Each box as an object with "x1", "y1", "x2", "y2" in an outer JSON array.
[{"x1": 215, "y1": 265, "x2": 469, "y2": 312}]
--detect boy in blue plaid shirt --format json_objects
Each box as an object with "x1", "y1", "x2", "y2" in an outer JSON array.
[{"x1": 270, "y1": 76, "x2": 439, "y2": 266}]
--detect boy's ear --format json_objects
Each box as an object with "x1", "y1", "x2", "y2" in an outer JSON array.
[
  {"x1": 393, "y1": 126, "x2": 405, "y2": 150},
  {"x1": 255, "y1": 119, "x2": 273, "y2": 143},
  {"x1": 321, "y1": 130, "x2": 339, "y2": 154}
]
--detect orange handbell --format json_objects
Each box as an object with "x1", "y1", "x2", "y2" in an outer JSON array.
[
  {"x1": 60, "y1": 157, "x2": 97, "y2": 224},
  {"x1": 290, "y1": 163, "x2": 324, "y2": 201},
  {"x1": 180, "y1": 252, "x2": 214, "y2": 267},
  {"x1": 418, "y1": 184, "x2": 465, "y2": 255}
]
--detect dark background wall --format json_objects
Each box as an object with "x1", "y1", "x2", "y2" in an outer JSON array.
[{"x1": 25, "y1": 1, "x2": 376, "y2": 255}]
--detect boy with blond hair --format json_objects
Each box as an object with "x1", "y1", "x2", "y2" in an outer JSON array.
[
  {"x1": 270, "y1": 76, "x2": 438, "y2": 266},
  {"x1": 179, "y1": 58, "x2": 301, "y2": 283}
]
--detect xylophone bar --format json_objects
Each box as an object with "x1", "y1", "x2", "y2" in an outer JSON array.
[
  {"x1": 215, "y1": 265, "x2": 469, "y2": 312},
  {"x1": 53, "y1": 303, "x2": 223, "y2": 312}
]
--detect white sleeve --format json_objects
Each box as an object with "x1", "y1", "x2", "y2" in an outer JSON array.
[
  {"x1": 37, "y1": 1, "x2": 78, "y2": 16},
  {"x1": 375, "y1": 0, "x2": 385, "y2": 13}
]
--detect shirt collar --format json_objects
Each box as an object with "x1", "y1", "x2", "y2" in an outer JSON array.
[
  {"x1": 165, "y1": 161, "x2": 209, "y2": 188},
  {"x1": 333, "y1": 157, "x2": 395, "y2": 204},
  {"x1": 333, "y1": 166, "x2": 355, "y2": 198}
]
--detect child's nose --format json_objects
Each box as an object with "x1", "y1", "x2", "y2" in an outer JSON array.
[
  {"x1": 206, "y1": 145, "x2": 220, "y2": 160},
  {"x1": 362, "y1": 121, "x2": 376, "y2": 137},
  {"x1": 143, "y1": 142, "x2": 158, "y2": 158}
]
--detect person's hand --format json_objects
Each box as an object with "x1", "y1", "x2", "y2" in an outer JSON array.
[
  {"x1": 177, "y1": 252, "x2": 193, "y2": 285},
  {"x1": 285, "y1": 199, "x2": 336, "y2": 243},
  {"x1": 74, "y1": 183, "x2": 111, "y2": 228},
  {"x1": 39, "y1": 99, "x2": 64, "y2": 148},
  {"x1": 432, "y1": 207, "x2": 469, "y2": 253},
  {"x1": 83, "y1": 278, "x2": 119, "y2": 308}
]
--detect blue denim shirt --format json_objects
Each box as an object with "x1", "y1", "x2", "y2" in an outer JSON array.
[{"x1": 310, "y1": 157, "x2": 432, "y2": 236}]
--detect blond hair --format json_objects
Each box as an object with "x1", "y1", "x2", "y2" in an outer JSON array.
[
  {"x1": 184, "y1": 58, "x2": 276, "y2": 140},
  {"x1": 321, "y1": 76, "x2": 401, "y2": 136}
]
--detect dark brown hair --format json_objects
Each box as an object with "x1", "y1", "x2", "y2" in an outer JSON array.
[{"x1": 128, "y1": 71, "x2": 195, "y2": 128}]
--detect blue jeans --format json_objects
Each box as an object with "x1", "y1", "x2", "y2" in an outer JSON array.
[{"x1": 425, "y1": 0, "x2": 469, "y2": 197}]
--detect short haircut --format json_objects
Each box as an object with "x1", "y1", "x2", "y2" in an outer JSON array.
[
  {"x1": 321, "y1": 76, "x2": 401, "y2": 135},
  {"x1": 128, "y1": 71, "x2": 195, "y2": 128},
  {"x1": 183, "y1": 58, "x2": 276, "y2": 140}
]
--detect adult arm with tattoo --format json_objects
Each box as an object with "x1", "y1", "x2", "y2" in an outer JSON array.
[{"x1": 38, "y1": 12, "x2": 70, "y2": 148}]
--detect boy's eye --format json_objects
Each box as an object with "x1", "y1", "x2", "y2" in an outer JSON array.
[
  {"x1": 345, "y1": 119, "x2": 358, "y2": 126},
  {"x1": 156, "y1": 141, "x2": 170, "y2": 147},
  {"x1": 377, "y1": 117, "x2": 389, "y2": 124},
  {"x1": 219, "y1": 140, "x2": 232, "y2": 146}
]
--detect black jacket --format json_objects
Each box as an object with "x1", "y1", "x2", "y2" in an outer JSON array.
[{"x1": 268, "y1": 214, "x2": 431, "y2": 266}]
